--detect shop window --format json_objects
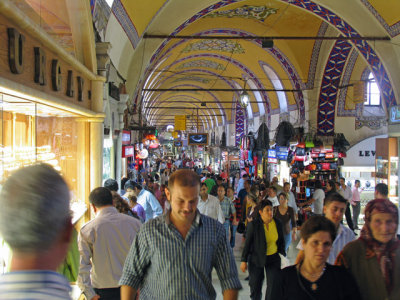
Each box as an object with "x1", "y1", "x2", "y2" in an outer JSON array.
[
  {"x1": 364, "y1": 72, "x2": 381, "y2": 106},
  {"x1": 0, "y1": 93, "x2": 88, "y2": 208}
]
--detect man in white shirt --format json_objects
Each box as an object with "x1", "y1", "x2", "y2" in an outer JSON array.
[
  {"x1": 267, "y1": 186, "x2": 279, "y2": 207},
  {"x1": 340, "y1": 177, "x2": 354, "y2": 231},
  {"x1": 283, "y1": 182, "x2": 298, "y2": 212},
  {"x1": 78, "y1": 187, "x2": 141, "y2": 300},
  {"x1": 298, "y1": 180, "x2": 324, "y2": 215},
  {"x1": 197, "y1": 183, "x2": 224, "y2": 223},
  {"x1": 296, "y1": 192, "x2": 355, "y2": 264}
]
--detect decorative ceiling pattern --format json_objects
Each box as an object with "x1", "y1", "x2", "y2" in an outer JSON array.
[
  {"x1": 182, "y1": 39, "x2": 246, "y2": 54},
  {"x1": 204, "y1": 5, "x2": 278, "y2": 22},
  {"x1": 107, "y1": 0, "x2": 399, "y2": 133},
  {"x1": 112, "y1": 0, "x2": 140, "y2": 48},
  {"x1": 283, "y1": 0, "x2": 395, "y2": 109},
  {"x1": 317, "y1": 40, "x2": 352, "y2": 136},
  {"x1": 361, "y1": 0, "x2": 400, "y2": 37},
  {"x1": 176, "y1": 60, "x2": 226, "y2": 71}
]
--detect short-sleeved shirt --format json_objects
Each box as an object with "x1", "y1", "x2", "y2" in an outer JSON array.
[
  {"x1": 312, "y1": 189, "x2": 325, "y2": 215},
  {"x1": 219, "y1": 196, "x2": 236, "y2": 220},
  {"x1": 0, "y1": 270, "x2": 71, "y2": 299},
  {"x1": 119, "y1": 212, "x2": 242, "y2": 299},
  {"x1": 264, "y1": 219, "x2": 278, "y2": 255},
  {"x1": 197, "y1": 195, "x2": 225, "y2": 224}
]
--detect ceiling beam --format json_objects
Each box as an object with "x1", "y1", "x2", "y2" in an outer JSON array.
[
  {"x1": 150, "y1": 113, "x2": 225, "y2": 116},
  {"x1": 145, "y1": 106, "x2": 237, "y2": 110},
  {"x1": 143, "y1": 34, "x2": 390, "y2": 41},
  {"x1": 143, "y1": 88, "x2": 302, "y2": 92}
]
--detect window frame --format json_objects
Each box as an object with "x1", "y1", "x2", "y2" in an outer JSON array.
[{"x1": 364, "y1": 72, "x2": 381, "y2": 107}]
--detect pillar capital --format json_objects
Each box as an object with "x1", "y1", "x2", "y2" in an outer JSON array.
[{"x1": 96, "y1": 42, "x2": 111, "y2": 75}]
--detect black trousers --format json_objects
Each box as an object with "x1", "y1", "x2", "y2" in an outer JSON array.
[
  {"x1": 345, "y1": 202, "x2": 354, "y2": 231},
  {"x1": 249, "y1": 253, "x2": 281, "y2": 300},
  {"x1": 93, "y1": 287, "x2": 120, "y2": 300}
]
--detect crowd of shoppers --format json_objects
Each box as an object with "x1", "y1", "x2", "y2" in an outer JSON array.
[{"x1": 0, "y1": 162, "x2": 399, "y2": 300}]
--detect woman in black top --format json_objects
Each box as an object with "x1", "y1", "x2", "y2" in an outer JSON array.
[
  {"x1": 275, "y1": 216, "x2": 361, "y2": 300},
  {"x1": 240, "y1": 200, "x2": 286, "y2": 300}
]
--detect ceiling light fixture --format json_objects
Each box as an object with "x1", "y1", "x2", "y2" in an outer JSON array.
[
  {"x1": 239, "y1": 81, "x2": 249, "y2": 108},
  {"x1": 262, "y1": 39, "x2": 274, "y2": 48}
]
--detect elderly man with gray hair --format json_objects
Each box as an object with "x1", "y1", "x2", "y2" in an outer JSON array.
[{"x1": 0, "y1": 164, "x2": 73, "y2": 299}]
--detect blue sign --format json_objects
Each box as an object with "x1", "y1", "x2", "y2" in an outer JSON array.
[{"x1": 268, "y1": 149, "x2": 276, "y2": 158}]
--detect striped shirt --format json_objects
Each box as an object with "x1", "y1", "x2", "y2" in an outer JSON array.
[
  {"x1": 297, "y1": 223, "x2": 355, "y2": 264},
  {"x1": 219, "y1": 196, "x2": 236, "y2": 219},
  {"x1": 0, "y1": 270, "x2": 71, "y2": 299},
  {"x1": 119, "y1": 211, "x2": 242, "y2": 299}
]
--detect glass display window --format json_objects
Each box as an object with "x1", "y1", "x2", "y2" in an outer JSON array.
[{"x1": 0, "y1": 92, "x2": 89, "y2": 217}]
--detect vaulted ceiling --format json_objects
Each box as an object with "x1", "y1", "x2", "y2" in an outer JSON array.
[{"x1": 104, "y1": 0, "x2": 400, "y2": 133}]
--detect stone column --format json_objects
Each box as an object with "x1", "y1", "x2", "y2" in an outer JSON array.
[
  {"x1": 90, "y1": 80, "x2": 105, "y2": 193},
  {"x1": 88, "y1": 42, "x2": 110, "y2": 192},
  {"x1": 116, "y1": 94, "x2": 129, "y2": 191}
]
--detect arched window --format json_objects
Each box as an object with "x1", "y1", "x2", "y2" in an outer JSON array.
[{"x1": 365, "y1": 72, "x2": 381, "y2": 106}]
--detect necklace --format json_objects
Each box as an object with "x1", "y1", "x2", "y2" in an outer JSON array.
[{"x1": 300, "y1": 263, "x2": 326, "y2": 291}]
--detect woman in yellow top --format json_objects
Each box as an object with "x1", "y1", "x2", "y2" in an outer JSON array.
[{"x1": 240, "y1": 199, "x2": 286, "y2": 300}]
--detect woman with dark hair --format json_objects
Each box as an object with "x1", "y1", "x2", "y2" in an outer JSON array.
[
  {"x1": 275, "y1": 216, "x2": 361, "y2": 300},
  {"x1": 245, "y1": 187, "x2": 259, "y2": 225},
  {"x1": 336, "y1": 198, "x2": 400, "y2": 300},
  {"x1": 127, "y1": 194, "x2": 145, "y2": 223},
  {"x1": 240, "y1": 200, "x2": 286, "y2": 300},
  {"x1": 325, "y1": 180, "x2": 337, "y2": 197},
  {"x1": 111, "y1": 192, "x2": 138, "y2": 220},
  {"x1": 274, "y1": 192, "x2": 296, "y2": 253}
]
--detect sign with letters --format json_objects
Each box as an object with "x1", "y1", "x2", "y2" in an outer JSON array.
[
  {"x1": 0, "y1": 15, "x2": 91, "y2": 109},
  {"x1": 343, "y1": 134, "x2": 386, "y2": 167}
]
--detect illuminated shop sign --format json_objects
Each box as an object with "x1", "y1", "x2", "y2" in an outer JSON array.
[
  {"x1": 122, "y1": 146, "x2": 134, "y2": 158},
  {"x1": 122, "y1": 130, "x2": 131, "y2": 145}
]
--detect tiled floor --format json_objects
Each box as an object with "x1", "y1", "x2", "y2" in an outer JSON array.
[{"x1": 213, "y1": 232, "x2": 300, "y2": 300}]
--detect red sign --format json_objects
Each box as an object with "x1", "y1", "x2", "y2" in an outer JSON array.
[
  {"x1": 268, "y1": 157, "x2": 278, "y2": 164},
  {"x1": 122, "y1": 145, "x2": 134, "y2": 158},
  {"x1": 122, "y1": 130, "x2": 131, "y2": 145}
]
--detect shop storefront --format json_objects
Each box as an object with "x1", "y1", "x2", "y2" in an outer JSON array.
[
  {"x1": 0, "y1": 4, "x2": 104, "y2": 276},
  {"x1": 342, "y1": 134, "x2": 387, "y2": 191}
]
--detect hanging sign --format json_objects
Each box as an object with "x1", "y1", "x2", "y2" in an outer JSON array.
[
  {"x1": 122, "y1": 146, "x2": 134, "y2": 158},
  {"x1": 276, "y1": 146, "x2": 288, "y2": 160},
  {"x1": 268, "y1": 149, "x2": 277, "y2": 163},
  {"x1": 174, "y1": 115, "x2": 186, "y2": 131},
  {"x1": 268, "y1": 149, "x2": 276, "y2": 158},
  {"x1": 122, "y1": 130, "x2": 131, "y2": 145},
  {"x1": 268, "y1": 157, "x2": 278, "y2": 164}
]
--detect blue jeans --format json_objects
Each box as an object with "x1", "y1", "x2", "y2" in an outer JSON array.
[
  {"x1": 230, "y1": 223, "x2": 238, "y2": 248},
  {"x1": 284, "y1": 232, "x2": 291, "y2": 254},
  {"x1": 223, "y1": 220, "x2": 230, "y2": 240}
]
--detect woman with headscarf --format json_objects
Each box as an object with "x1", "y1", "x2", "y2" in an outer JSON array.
[{"x1": 335, "y1": 198, "x2": 400, "y2": 300}]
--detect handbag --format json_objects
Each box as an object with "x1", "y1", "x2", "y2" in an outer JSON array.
[{"x1": 236, "y1": 221, "x2": 246, "y2": 234}]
